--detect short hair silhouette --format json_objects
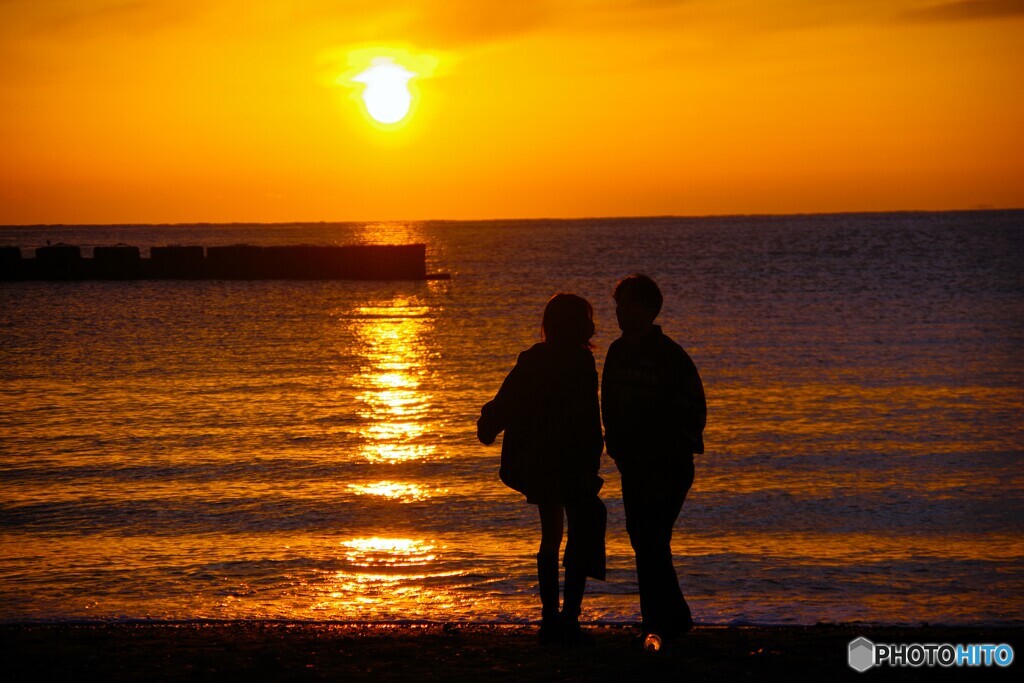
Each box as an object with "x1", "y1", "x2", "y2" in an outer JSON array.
[
  {"x1": 613, "y1": 274, "x2": 663, "y2": 316},
  {"x1": 541, "y1": 293, "x2": 596, "y2": 349}
]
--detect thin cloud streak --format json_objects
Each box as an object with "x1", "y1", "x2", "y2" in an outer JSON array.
[
  {"x1": 1, "y1": 0, "x2": 193, "y2": 39},
  {"x1": 899, "y1": 0, "x2": 1024, "y2": 23}
]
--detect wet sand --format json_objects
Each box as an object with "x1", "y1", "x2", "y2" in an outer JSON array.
[{"x1": 3, "y1": 622, "x2": 1021, "y2": 681}]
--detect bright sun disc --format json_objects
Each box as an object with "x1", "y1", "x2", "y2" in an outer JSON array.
[{"x1": 353, "y1": 57, "x2": 416, "y2": 124}]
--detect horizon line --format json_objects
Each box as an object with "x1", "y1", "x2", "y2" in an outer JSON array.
[{"x1": 2, "y1": 206, "x2": 1022, "y2": 229}]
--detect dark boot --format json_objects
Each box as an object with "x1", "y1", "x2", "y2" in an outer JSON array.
[
  {"x1": 561, "y1": 565, "x2": 592, "y2": 646},
  {"x1": 536, "y1": 551, "x2": 561, "y2": 645}
]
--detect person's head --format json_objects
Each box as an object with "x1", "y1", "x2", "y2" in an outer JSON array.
[
  {"x1": 613, "y1": 274, "x2": 662, "y2": 334},
  {"x1": 541, "y1": 293, "x2": 596, "y2": 349}
]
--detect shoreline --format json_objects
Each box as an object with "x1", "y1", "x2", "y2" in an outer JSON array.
[
  {"x1": 3, "y1": 617, "x2": 1022, "y2": 628},
  {"x1": 4, "y1": 622, "x2": 1021, "y2": 681}
]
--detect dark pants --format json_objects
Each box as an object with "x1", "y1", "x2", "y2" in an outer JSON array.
[{"x1": 620, "y1": 457, "x2": 694, "y2": 637}]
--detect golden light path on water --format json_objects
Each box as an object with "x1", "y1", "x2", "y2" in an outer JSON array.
[
  {"x1": 349, "y1": 302, "x2": 439, "y2": 465},
  {"x1": 341, "y1": 537, "x2": 439, "y2": 567},
  {"x1": 313, "y1": 269, "x2": 471, "y2": 617},
  {"x1": 319, "y1": 537, "x2": 471, "y2": 614},
  {"x1": 347, "y1": 481, "x2": 448, "y2": 502}
]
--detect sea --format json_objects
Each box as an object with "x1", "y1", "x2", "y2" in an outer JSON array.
[{"x1": 1, "y1": 211, "x2": 1022, "y2": 626}]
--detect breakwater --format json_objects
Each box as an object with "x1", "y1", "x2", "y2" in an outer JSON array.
[{"x1": 0, "y1": 243, "x2": 448, "y2": 280}]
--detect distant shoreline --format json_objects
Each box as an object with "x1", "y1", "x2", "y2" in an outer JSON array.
[
  {"x1": 4, "y1": 622, "x2": 1021, "y2": 681},
  {"x1": 1, "y1": 207, "x2": 1022, "y2": 230}
]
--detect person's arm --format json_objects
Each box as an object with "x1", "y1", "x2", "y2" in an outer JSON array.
[
  {"x1": 673, "y1": 349, "x2": 706, "y2": 453},
  {"x1": 477, "y1": 353, "x2": 525, "y2": 445},
  {"x1": 600, "y1": 342, "x2": 623, "y2": 459},
  {"x1": 570, "y1": 354, "x2": 604, "y2": 467}
]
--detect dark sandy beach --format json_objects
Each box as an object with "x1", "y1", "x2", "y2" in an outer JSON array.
[{"x1": 3, "y1": 622, "x2": 1020, "y2": 681}]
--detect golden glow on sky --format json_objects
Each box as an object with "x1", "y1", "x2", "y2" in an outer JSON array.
[{"x1": 0, "y1": 0, "x2": 1021, "y2": 223}]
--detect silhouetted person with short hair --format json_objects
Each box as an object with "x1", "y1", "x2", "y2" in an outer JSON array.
[
  {"x1": 601, "y1": 274, "x2": 706, "y2": 647},
  {"x1": 478, "y1": 293, "x2": 606, "y2": 645}
]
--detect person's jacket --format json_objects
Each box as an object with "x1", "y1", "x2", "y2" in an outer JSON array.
[
  {"x1": 478, "y1": 341, "x2": 604, "y2": 503},
  {"x1": 601, "y1": 325, "x2": 706, "y2": 470}
]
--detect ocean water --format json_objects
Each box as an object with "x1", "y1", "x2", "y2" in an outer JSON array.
[{"x1": 1, "y1": 212, "x2": 1022, "y2": 625}]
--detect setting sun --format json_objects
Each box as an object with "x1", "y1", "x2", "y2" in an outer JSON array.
[
  {"x1": 353, "y1": 57, "x2": 416, "y2": 125},
  {"x1": 338, "y1": 48, "x2": 439, "y2": 131}
]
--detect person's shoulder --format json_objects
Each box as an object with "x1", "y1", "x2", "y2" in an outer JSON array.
[
  {"x1": 522, "y1": 341, "x2": 593, "y2": 366},
  {"x1": 523, "y1": 342, "x2": 546, "y2": 355},
  {"x1": 648, "y1": 326, "x2": 677, "y2": 348},
  {"x1": 576, "y1": 346, "x2": 598, "y2": 371},
  {"x1": 653, "y1": 328, "x2": 696, "y2": 365},
  {"x1": 605, "y1": 336, "x2": 626, "y2": 355},
  {"x1": 554, "y1": 342, "x2": 597, "y2": 370},
  {"x1": 517, "y1": 342, "x2": 546, "y2": 363},
  {"x1": 655, "y1": 329, "x2": 684, "y2": 353}
]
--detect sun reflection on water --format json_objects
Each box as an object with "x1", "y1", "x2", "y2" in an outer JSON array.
[
  {"x1": 346, "y1": 480, "x2": 447, "y2": 502},
  {"x1": 310, "y1": 536, "x2": 471, "y2": 614},
  {"x1": 341, "y1": 536, "x2": 438, "y2": 566},
  {"x1": 341, "y1": 296, "x2": 441, "y2": 463}
]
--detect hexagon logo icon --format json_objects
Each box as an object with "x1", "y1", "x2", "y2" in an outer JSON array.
[{"x1": 848, "y1": 637, "x2": 875, "y2": 672}]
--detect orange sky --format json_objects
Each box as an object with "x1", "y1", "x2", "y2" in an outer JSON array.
[{"x1": 1, "y1": 0, "x2": 1022, "y2": 223}]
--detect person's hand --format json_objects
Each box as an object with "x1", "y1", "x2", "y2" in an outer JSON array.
[{"x1": 477, "y1": 417, "x2": 496, "y2": 445}]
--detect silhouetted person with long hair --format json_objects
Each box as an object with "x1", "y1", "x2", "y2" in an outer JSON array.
[
  {"x1": 478, "y1": 294, "x2": 606, "y2": 645},
  {"x1": 602, "y1": 274, "x2": 706, "y2": 649}
]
